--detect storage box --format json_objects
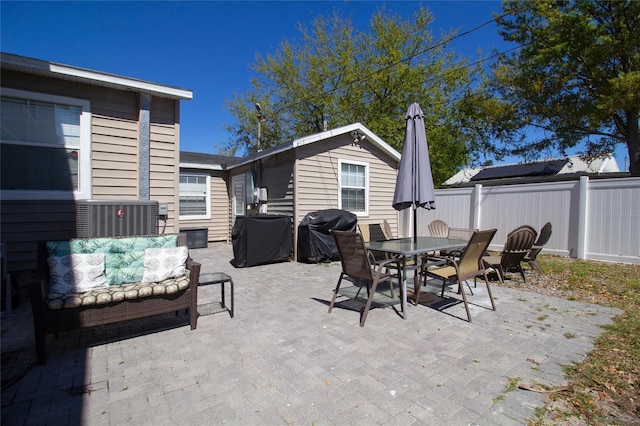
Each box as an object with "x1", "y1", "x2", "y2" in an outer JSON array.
[{"x1": 180, "y1": 228, "x2": 208, "y2": 249}]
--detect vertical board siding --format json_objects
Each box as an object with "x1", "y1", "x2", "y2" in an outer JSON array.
[
  {"x1": 417, "y1": 187, "x2": 474, "y2": 238},
  {"x1": 409, "y1": 177, "x2": 640, "y2": 263},
  {"x1": 586, "y1": 179, "x2": 640, "y2": 262}
]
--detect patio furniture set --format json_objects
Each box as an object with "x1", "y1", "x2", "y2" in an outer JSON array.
[
  {"x1": 28, "y1": 218, "x2": 551, "y2": 363},
  {"x1": 329, "y1": 221, "x2": 553, "y2": 326}
]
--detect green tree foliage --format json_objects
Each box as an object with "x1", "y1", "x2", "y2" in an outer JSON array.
[
  {"x1": 223, "y1": 6, "x2": 486, "y2": 186},
  {"x1": 488, "y1": 0, "x2": 640, "y2": 175}
]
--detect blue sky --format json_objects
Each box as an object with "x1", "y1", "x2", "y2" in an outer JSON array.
[{"x1": 1, "y1": 1, "x2": 629, "y2": 170}]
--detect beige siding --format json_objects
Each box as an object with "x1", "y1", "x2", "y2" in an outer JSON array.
[
  {"x1": 0, "y1": 201, "x2": 76, "y2": 272},
  {"x1": 296, "y1": 134, "x2": 399, "y2": 235},
  {"x1": 1, "y1": 71, "x2": 184, "y2": 272},
  {"x1": 179, "y1": 170, "x2": 229, "y2": 243},
  {"x1": 150, "y1": 99, "x2": 180, "y2": 234},
  {"x1": 260, "y1": 152, "x2": 295, "y2": 217}
]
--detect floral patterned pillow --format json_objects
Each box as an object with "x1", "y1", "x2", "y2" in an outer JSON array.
[
  {"x1": 141, "y1": 246, "x2": 188, "y2": 283},
  {"x1": 48, "y1": 253, "x2": 107, "y2": 294}
]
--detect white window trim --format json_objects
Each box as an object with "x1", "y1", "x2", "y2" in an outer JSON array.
[
  {"x1": 0, "y1": 88, "x2": 92, "y2": 200},
  {"x1": 338, "y1": 159, "x2": 369, "y2": 216},
  {"x1": 179, "y1": 172, "x2": 211, "y2": 220}
]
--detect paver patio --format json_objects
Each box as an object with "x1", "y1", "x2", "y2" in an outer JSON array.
[{"x1": 1, "y1": 243, "x2": 621, "y2": 425}]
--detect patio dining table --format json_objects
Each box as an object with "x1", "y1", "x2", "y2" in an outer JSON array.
[{"x1": 366, "y1": 236, "x2": 468, "y2": 319}]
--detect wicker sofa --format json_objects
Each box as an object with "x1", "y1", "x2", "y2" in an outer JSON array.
[{"x1": 29, "y1": 233, "x2": 200, "y2": 364}]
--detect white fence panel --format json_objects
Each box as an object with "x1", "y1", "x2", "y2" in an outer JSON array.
[
  {"x1": 399, "y1": 176, "x2": 640, "y2": 264},
  {"x1": 586, "y1": 178, "x2": 640, "y2": 263},
  {"x1": 479, "y1": 182, "x2": 574, "y2": 256},
  {"x1": 412, "y1": 187, "x2": 473, "y2": 238}
]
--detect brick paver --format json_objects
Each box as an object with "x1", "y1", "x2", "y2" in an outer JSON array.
[{"x1": 1, "y1": 243, "x2": 621, "y2": 425}]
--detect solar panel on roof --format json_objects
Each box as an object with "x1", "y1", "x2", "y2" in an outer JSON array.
[{"x1": 471, "y1": 159, "x2": 568, "y2": 181}]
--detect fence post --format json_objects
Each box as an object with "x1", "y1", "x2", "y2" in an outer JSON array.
[
  {"x1": 472, "y1": 184, "x2": 482, "y2": 229},
  {"x1": 576, "y1": 176, "x2": 589, "y2": 259}
]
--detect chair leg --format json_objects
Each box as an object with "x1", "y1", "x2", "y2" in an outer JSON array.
[
  {"x1": 457, "y1": 278, "x2": 472, "y2": 322},
  {"x1": 495, "y1": 265, "x2": 505, "y2": 284},
  {"x1": 483, "y1": 270, "x2": 496, "y2": 311},
  {"x1": 528, "y1": 259, "x2": 543, "y2": 274},
  {"x1": 518, "y1": 266, "x2": 527, "y2": 283},
  {"x1": 328, "y1": 273, "x2": 345, "y2": 313},
  {"x1": 360, "y1": 279, "x2": 380, "y2": 327},
  {"x1": 413, "y1": 273, "x2": 421, "y2": 306}
]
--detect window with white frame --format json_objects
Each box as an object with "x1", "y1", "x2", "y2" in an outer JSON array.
[
  {"x1": 338, "y1": 159, "x2": 368, "y2": 215},
  {"x1": 0, "y1": 88, "x2": 91, "y2": 200},
  {"x1": 179, "y1": 173, "x2": 210, "y2": 219}
]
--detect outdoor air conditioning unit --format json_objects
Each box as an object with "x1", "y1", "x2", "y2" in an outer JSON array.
[{"x1": 76, "y1": 200, "x2": 159, "y2": 238}]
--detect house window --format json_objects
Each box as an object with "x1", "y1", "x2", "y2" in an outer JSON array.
[
  {"x1": 179, "y1": 173, "x2": 210, "y2": 219},
  {"x1": 0, "y1": 88, "x2": 91, "y2": 200},
  {"x1": 339, "y1": 159, "x2": 369, "y2": 215}
]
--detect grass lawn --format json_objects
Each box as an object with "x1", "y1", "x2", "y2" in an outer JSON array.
[{"x1": 497, "y1": 256, "x2": 640, "y2": 425}]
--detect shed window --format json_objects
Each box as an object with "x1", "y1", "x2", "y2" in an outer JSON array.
[
  {"x1": 0, "y1": 89, "x2": 91, "y2": 200},
  {"x1": 179, "y1": 174, "x2": 210, "y2": 219},
  {"x1": 339, "y1": 160, "x2": 369, "y2": 215}
]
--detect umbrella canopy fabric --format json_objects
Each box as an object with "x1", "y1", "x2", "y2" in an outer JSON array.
[{"x1": 393, "y1": 102, "x2": 436, "y2": 212}]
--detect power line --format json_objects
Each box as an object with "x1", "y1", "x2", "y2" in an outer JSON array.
[{"x1": 263, "y1": 8, "x2": 520, "y2": 121}]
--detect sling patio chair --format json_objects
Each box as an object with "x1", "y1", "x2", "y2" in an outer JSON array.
[
  {"x1": 523, "y1": 222, "x2": 552, "y2": 274},
  {"x1": 329, "y1": 230, "x2": 402, "y2": 327},
  {"x1": 419, "y1": 229, "x2": 497, "y2": 322},
  {"x1": 483, "y1": 225, "x2": 537, "y2": 284}
]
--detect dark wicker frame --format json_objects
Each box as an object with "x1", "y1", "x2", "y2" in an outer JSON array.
[{"x1": 29, "y1": 233, "x2": 200, "y2": 364}]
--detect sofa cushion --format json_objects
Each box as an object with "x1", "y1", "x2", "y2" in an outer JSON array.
[
  {"x1": 47, "y1": 235, "x2": 180, "y2": 286},
  {"x1": 45, "y1": 273, "x2": 191, "y2": 310},
  {"x1": 48, "y1": 253, "x2": 107, "y2": 294},
  {"x1": 141, "y1": 246, "x2": 188, "y2": 283},
  {"x1": 47, "y1": 234, "x2": 179, "y2": 257}
]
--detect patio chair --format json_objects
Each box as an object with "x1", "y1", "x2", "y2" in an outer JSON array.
[
  {"x1": 483, "y1": 225, "x2": 537, "y2": 284},
  {"x1": 428, "y1": 219, "x2": 449, "y2": 238},
  {"x1": 420, "y1": 229, "x2": 497, "y2": 322},
  {"x1": 523, "y1": 222, "x2": 552, "y2": 274},
  {"x1": 329, "y1": 230, "x2": 401, "y2": 327}
]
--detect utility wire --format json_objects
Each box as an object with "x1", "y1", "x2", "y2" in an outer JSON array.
[{"x1": 265, "y1": 8, "x2": 522, "y2": 120}]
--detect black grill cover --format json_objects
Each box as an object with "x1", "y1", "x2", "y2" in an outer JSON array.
[
  {"x1": 297, "y1": 209, "x2": 357, "y2": 263},
  {"x1": 232, "y1": 215, "x2": 293, "y2": 267}
]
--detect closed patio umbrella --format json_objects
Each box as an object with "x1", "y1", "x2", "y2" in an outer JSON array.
[{"x1": 393, "y1": 102, "x2": 435, "y2": 242}]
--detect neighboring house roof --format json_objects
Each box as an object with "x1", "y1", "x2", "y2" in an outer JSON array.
[
  {"x1": 443, "y1": 154, "x2": 621, "y2": 187},
  {"x1": 1, "y1": 52, "x2": 193, "y2": 100},
  {"x1": 180, "y1": 151, "x2": 238, "y2": 171},
  {"x1": 180, "y1": 122, "x2": 400, "y2": 171}
]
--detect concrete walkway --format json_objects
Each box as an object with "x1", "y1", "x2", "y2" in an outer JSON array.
[{"x1": 1, "y1": 244, "x2": 621, "y2": 425}]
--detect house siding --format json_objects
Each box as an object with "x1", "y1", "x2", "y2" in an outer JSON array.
[
  {"x1": 295, "y1": 134, "x2": 399, "y2": 235},
  {"x1": 179, "y1": 169, "x2": 229, "y2": 243},
  {"x1": 260, "y1": 152, "x2": 295, "y2": 217},
  {"x1": 0, "y1": 71, "x2": 183, "y2": 273}
]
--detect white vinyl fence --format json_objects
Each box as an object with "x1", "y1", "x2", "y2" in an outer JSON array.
[{"x1": 399, "y1": 176, "x2": 640, "y2": 264}]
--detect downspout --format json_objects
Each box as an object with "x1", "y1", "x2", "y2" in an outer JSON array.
[{"x1": 293, "y1": 156, "x2": 299, "y2": 261}]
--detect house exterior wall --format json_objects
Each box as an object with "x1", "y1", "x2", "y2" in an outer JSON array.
[
  {"x1": 1, "y1": 70, "x2": 183, "y2": 273},
  {"x1": 295, "y1": 134, "x2": 399, "y2": 235},
  {"x1": 179, "y1": 169, "x2": 229, "y2": 243}
]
